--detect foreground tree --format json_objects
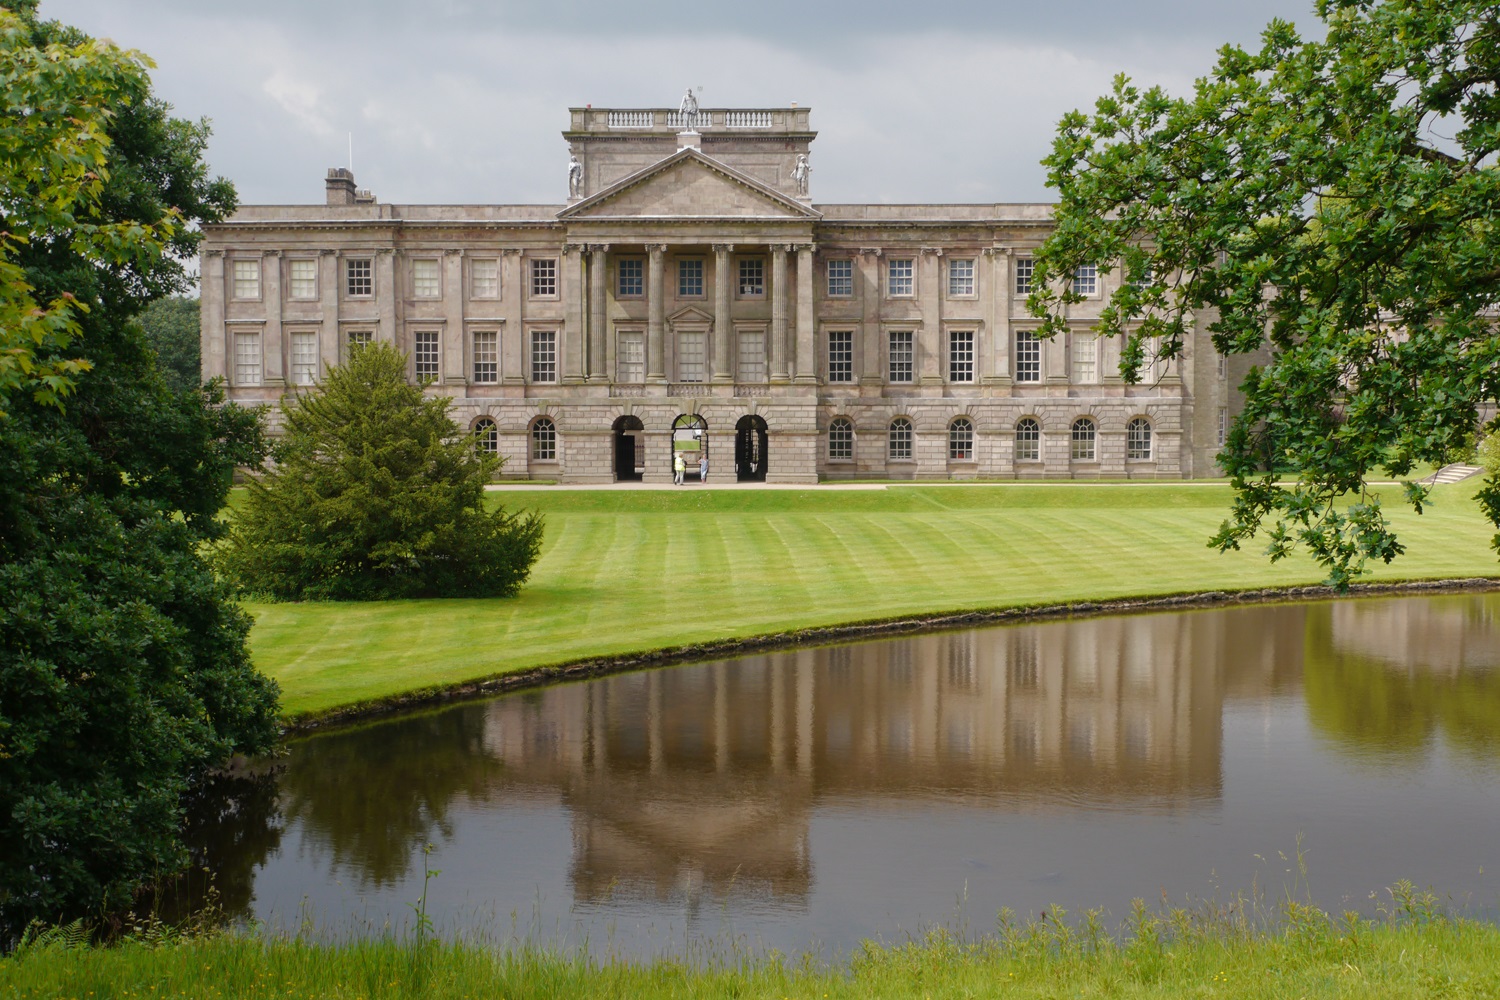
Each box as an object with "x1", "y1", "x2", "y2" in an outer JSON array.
[
  {"x1": 137, "y1": 296, "x2": 201, "y2": 395},
  {"x1": 1029, "y1": 0, "x2": 1500, "y2": 586},
  {"x1": 218, "y1": 342, "x2": 545, "y2": 601},
  {"x1": 0, "y1": 5, "x2": 278, "y2": 939}
]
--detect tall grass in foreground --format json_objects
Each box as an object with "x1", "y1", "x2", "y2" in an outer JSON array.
[{"x1": 5, "y1": 884, "x2": 1498, "y2": 999}]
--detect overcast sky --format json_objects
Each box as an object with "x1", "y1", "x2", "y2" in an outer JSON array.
[{"x1": 43, "y1": 0, "x2": 1319, "y2": 207}]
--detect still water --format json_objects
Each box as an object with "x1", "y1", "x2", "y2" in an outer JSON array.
[{"x1": 188, "y1": 593, "x2": 1500, "y2": 956}]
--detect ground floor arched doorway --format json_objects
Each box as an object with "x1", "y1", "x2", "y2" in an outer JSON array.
[
  {"x1": 735, "y1": 415, "x2": 768, "y2": 482},
  {"x1": 672, "y1": 413, "x2": 709, "y2": 482},
  {"x1": 612, "y1": 415, "x2": 644, "y2": 481}
]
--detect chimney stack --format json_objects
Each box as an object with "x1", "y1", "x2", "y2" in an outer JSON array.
[{"x1": 325, "y1": 167, "x2": 357, "y2": 206}]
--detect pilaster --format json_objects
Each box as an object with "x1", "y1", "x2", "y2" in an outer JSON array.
[
  {"x1": 859, "y1": 248, "x2": 882, "y2": 384},
  {"x1": 647, "y1": 244, "x2": 667, "y2": 383},
  {"x1": 201, "y1": 250, "x2": 226, "y2": 382},
  {"x1": 319, "y1": 249, "x2": 339, "y2": 372},
  {"x1": 918, "y1": 246, "x2": 942, "y2": 385},
  {"x1": 794, "y1": 244, "x2": 816, "y2": 384},
  {"x1": 501, "y1": 250, "x2": 524, "y2": 384},
  {"x1": 375, "y1": 248, "x2": 397, "y2": 347},
  {"x1": 262, "y1": 250, "x2": 285, "y2": 387},
  {"x1": 770, "y1": 244, "x2": 790, "y2": 382},
  {"x1": 588, "y1": 245, "x2": 609, "y2": 381},
  {"x1": 443, "y1": 249, "x2": 466, "y2": 385},
  {"x1": 712, "y1": 243, "x2": 733, "y2": 382},
  {"x1": 561, "y1": 244, "x2": 585, "y2": 384}
]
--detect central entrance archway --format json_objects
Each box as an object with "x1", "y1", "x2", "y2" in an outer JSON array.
[
  {"x1": 735, "y1": 415, "x2": 768, "y2": 482},
  {"x1": 612, "y1": 415, "x2": 644, "y2": 482},
  {"x1": 672, "y1": 414, "x2": 709, "y2": 482}
]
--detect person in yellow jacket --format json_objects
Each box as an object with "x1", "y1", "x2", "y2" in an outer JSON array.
[{"x1": 673, "y1": 451, "x2": 685, "y2": 485}]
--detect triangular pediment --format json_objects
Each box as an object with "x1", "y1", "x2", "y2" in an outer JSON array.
[
  {"x1": 559, "y1": 149, "x2": 820, "y2": 221},
  {"x1": 668, "y1": 305, "x2": 714, "y2": 326}
]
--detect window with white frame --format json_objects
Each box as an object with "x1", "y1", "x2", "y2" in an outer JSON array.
[
  {"x1": 414, "y1": 331, "x2": 440, "y2": 381},
  {"x1": 827, "y1": 258, "x2": 853, "y2": 297},
  {"x1": 888, "y1": 330, "x2": 914, "y2": 383},
  {"x1": 677, "y1": 330, "x2": 706, "y2": 382},
  {"x1": 948, "y1": 258, "x2": 975, "y2": 297},
  {"x1": 1014, "y1": 258, "x2": 1034, "y2": 295},
  {"x1": 346, "y1": 258, "x2": 372, "y2": 297},
  {"x1": 829, "y1": 417, "x2": 854, "y2": 460},
  {"x1": 233, "y1": 331, "x2": 261, "y2": 385},
  {"x1": 473, "y1": 416, "x2": 498, "y2": 455},
  {"x1": 828, "y1": 330, "x2": 853, "y2": 383},
  {"x1": 1217, "y1": 350, "x2": 1228, "y2": 380},
  {"x1": 531, "y1": 417, "x2": 557, "y2": 461},
  {"x1": 1015, "y1": 331, "x2": 1041, "y2": 382},
  {"x1": 949, "y1": 330, "x2": 975, "y2": 382},
  {"x1": 888, "y1": 417, "x2": 913, "y2": 460},
  {"x1": 1015, "y1": 418, "x2": 1040, "y2": 461},
  {"x1": 1071, "y1": 417, "x2": 1097, "y2": 461},
  {"x1": 738, "y1": 257, "x2": 764, "y2": 297},
  {"x1": 1129, "y1": 263, "x2": 1154, "y2": 289},
  {"x1": 949, "y1": 417, "x2": 974, "y2": 461},
  {"x1": 530, "y1": 329, "x2": 557, "y2": 382},
  {"x1": 288, "y1": 259, "x2": 317, "y2": 300},
  {"x1": 737, "y1": 329, "x2": 765, "y2": 382},
  {"x1": 232, "y1": 259, "x2": 260, "y2": 299},
  {"x1": 1218, "y1": 407, "x2": 1228, "y2": 446},
  {"x1": 1072, "y1": 333, "x2": 1098, "y2": 384},
  {"x1": 471, "y1": 259, "x2": 500, "y2": 299},
  {"x1": 887, "y1": 258, "x2": 914, "y2": 297},
  {"x1": 616, "y1": 257, "x2": 643, "y2": 298},
  {"x1": 346, "y1": 329, "x2": 373, "y2": 359},
  {"x1": 290, "y1": 331, "x2": 318, "y2": 386},
  {"x1": 530, "y1": 258, "x2": 557, "y2": 297},
  {"x1": 678, "y1": 258, "x2": 704, "y2": 297},
  {"x1": 1127, "y1": 417, "x2": 1153, "y2": 459},
  {"x1": 472, "y1": 330, "x2": 498, "y2": 383},
  {"x1": 412, "y1": 259, "x2": 440, "y2": 298},
  {"x1": 1072, "y1": 263, "x2": 1098, "y2": 296},
  {"x1": 617, "y1": 330, "x2": 645, "y2": 382}
]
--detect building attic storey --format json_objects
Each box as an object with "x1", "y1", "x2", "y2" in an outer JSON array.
[{"x1": 201, "y1": 97, "x2": 1240, "y2": 483}]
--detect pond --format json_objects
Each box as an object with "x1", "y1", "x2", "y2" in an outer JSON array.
[{"x1": 181, "y1": 593, "x2": 1500, "y2": 957}]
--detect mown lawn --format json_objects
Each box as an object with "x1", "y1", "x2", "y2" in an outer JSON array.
[{"x1": 248, "y1": 483, "x2": 1500, "y2": 718}]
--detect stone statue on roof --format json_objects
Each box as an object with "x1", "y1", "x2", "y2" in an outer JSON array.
[
  {"x1": 567, "y1": 154, "x2": 584, "y2": 198},
  {"x1": 792, "y1": 153, "x2": 811, "y2": 195},
  {"x1": 679, "y1": 88, "x2": 699, "y2": 129}
]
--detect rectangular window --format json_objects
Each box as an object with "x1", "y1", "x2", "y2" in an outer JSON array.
[
  {"x1": 1217, "y1": 350, "x2": 1228, "y2": 380},
  {"x1": 678, "y1": 258, "x2": 704, "y2": 297},
  {"x1": 232, "y1": 259, "x2": 260, "y2": 299},
  {"x1": 233, "y1": 331, "x2": 261, "y2": 385},
  {"x1": 1015, "y1": 331, "x2": 1041, "y2": 382},
  {"x1": 412, "y1": 259, "x2": 440, "y2": 298},
  {"x1": 346, "y1": 258, "x2": 372, "y2": 297},
  {"x1": 1014, "y1": 258, "x2": 1034, "y2": 295},
  {"x1": 1072, "y1": 263, "x2": 1098, "y2": 296},
  {"x1": 887, "y1": 258, "x2": 914, "y2": 297},
  {"x1": 827, "y1": 258, "x2": 853, "y2": 297},
  {"x1": 1072, "y1": 334, "x2": 1097, "y2": 384},
  {"x1": 288, "y1": 259, "x2": 317, "y2": 300},
  {"x1": 948, "y1": 258, "x2": 976, "y2": 297},
  {"x1": 738, "y1": 257, "x2": 764, "y2": 297},
  {"x1": 290, "y1": 331, "x2": 317, "y2": 385},
  {"x1": 471, "y1": 259, "x2": 500, "y2": 299},
  {"x1": 677, "y1": 330, "x2": 706, "y2": 382},
  {"x1": 1218, "y1": 407, "x2": 1228, "y2": 446},
  {"x1": 948, "y1": 330, "x2": 975, "y2": 382},
  {"x1": 414, "y1": 331, "x2": 440, "y2": 381},
  {"x1": 346, "y1": 329, "x2": 373, "y2": 359},
  {"x1": 530, "y1": 329, "x2": 557, "y2": 382},
  {"x1": 617, "y1": 330, "x2": 644, "y2": 382},
  {"x1": 828, "y1": 330, "x2": 854, "y2": 383},
  {"x1": 737, "y1": 329, "x2": 766, "y2": 382},
  {"x1": 888, "y1": 330, "x2": 914, "y2": 383},
  {"x1": 829, "y1": 420, "x2": 853, "y2": 460},
  {"x1": 530, "y1": 258, "x2": 557, "y2": 297},
  {"x1": 616, "y1": 257, "x2": 643, "y2": 298},
  {"x1": 472, "y1": 330, "x2": 498, "y2": 383}
]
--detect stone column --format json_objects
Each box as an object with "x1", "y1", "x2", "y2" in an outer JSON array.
[
  {"x1": 712, "y1": 243, "x2": 734, "y2": 382},
  {"x1": 319, "y1": 249, "x2": 339, "y2": 372},
  {"x1": 794, "y1": 244, "x2": 816, "y2": 383},
  {"x1": 918, "y1": 247, "x2": 943, "y2": 385},
  {"x1": 201, "y1": 250, "x2": 226, "y2": 382},
  {"x1": 588, "y1": 245, "x2": 609, "y2": 381},
  {"x1": 261, "y1": 251, "x2": 285, "y2": 386},
  {"x1": 375, "y1": 248, "x2": 397, "y2": 347},
  {"x1": 770, "y1": 244, "x2": 789, "y2": 382},
  {"x1": 444, "y1": 249, "x2": 465, "y2": 386},
  {"x1": 859, "y1": 249, "x2": 882, "y2": 384},
  {"x1": 501, "y1": 250, "x2": 524, "y2": 384},
  {"x1": 986, "y1": 247, "x2": 1011, "y2": 384},
  {"x1": 562, "y1": 244, "x2": 585, "y2": 383},
  {"x1": 646, "y1": 244, "x2": 667, "y2": 383}
]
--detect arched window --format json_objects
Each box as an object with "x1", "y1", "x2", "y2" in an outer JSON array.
[
  {"x1": 829, "y1": 417, "x2": 854, "y2": 461},
  {"x1": 948, "y1": 417, "x2": 974, "y2": 461},
  {"x1": 531, "y1": 416, "x2": 557, "y2": 461},
  {"x1": 472, "y1": 416, "x2": 498, "y2": 456},
  {"x1": 1014, "y1": 417, "x2": 1040, "y2": 461},
  {"x1": 1070, "y1": 417, "x2": 1096, "y2": 461},
  {"x1": 1127, "y1": 417, "x2": 1153, "y2": 460},
  {"x1": 888, "y1": 417, "x2": 913, "y2": 461}
]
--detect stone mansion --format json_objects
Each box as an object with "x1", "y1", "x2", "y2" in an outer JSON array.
[{"x1": 200, "y1": 102, "x2": 1241, "y2": 483}]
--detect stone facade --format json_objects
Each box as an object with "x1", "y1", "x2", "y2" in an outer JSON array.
[{"x1": 201, "y1": 105, "x2": 1243, "y2": 482}]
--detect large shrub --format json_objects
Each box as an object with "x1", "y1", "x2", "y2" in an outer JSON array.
[{"x1": 218, "y1": 343, "x2": 544, "y2": 601}]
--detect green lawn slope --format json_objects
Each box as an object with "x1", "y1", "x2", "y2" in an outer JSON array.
[{"x1": 248, "y1": 483, "x2": 1500, "y2": 718}]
